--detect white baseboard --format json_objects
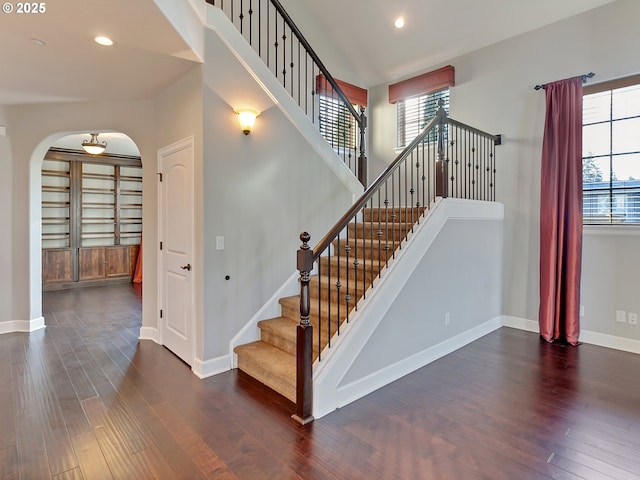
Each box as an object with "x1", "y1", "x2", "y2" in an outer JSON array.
[
  {"x1": 138, "y1": 327, "x2": 159, "y2": 343},
  {"x1": 0, "y1": 317, "x2": 46, "y2": 334},
  {"x1": 192, "y1": 354, "x2": 231, "y2": 379},
  {"x1": 502, "y1": 315, "x2": 640, "y2": 355},
  {"x1": 501, "y1": 315, "x2": 539, "y2": 333},
  {"x1": 335, "y1": 316, "x2": 502, "y2": 412},
  {"x1": 575, "y1": 330, "x2": 640, "y2": 354}
]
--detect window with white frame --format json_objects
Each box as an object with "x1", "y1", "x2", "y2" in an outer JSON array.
[
  {"x1": 583, "y1": 76, "x2": 640, "y2": 224},
  {"x1": 319, "y1": 94, "x2": 357, "y2": 150},
  {"x1": 397, "y1": 88, "x2": 449, "y2": 148}
]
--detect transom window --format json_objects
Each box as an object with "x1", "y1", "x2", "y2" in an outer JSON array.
[
  {"x1": 583, "y1": 76, "x2": 640, "y2": 224},
  {"x1": 397, "y1": 88, "x2": 449, "y2": 148}
]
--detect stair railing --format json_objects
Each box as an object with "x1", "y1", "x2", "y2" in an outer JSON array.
[
  {"x1": 205, "y1": 0, "x2": 368, "y2": 186},
  {"x1": 294, "y1": 102, "x2": 501, "y2": 423}
]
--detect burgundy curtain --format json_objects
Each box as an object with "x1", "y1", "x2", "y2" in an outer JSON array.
[{"x1": 539, "y1": 77, "x2": 583, "y2": 346}]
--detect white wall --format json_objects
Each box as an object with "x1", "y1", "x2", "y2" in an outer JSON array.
[
  {"x1": 5, "y1": 99, "x2": 157, "y2": 329},
  {"x1": 0, "y1": 106, "x2": 13, "y2": 323},
  {"x1": 368, "y1": 0, "x2": 640, "y2": 344}
]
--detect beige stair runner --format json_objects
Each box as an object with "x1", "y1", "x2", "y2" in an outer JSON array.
[{"x1": 234, "y1": 207, "x2": 425, "y2": 402}]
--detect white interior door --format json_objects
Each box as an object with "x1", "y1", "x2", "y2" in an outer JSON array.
[{"x1": 158, "y1": 137, "x2": 194, "y2": 365}]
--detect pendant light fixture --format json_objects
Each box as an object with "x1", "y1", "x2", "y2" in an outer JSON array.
[{"x1": 81, "y1": 133, "x2": 107, "y2": 155}]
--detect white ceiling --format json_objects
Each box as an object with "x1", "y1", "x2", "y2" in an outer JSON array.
[
  {"x1": 0, "y1": 0, "x2": 200, "y2": 105},
  {"x1": 0, "y1": 0, "x2": 616, "y2": 155},
  {"x1": 284, "y1": 0, "x2": 616, "y2": 86}
]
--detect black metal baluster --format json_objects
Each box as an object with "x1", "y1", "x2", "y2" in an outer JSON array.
[
  {"x1": 281, "y1": 18, "x2": 287, "y2": 87},
  {"x1": 327, "y1": 236, "x2": 331, "y2": 348},
  {"x1": 336, "y1": 235, "x2": 341, "y2": 336},
  {"x1": 274, "y1": 10, "x2": 278, "y2": 79},
  {"x1": 317, "y1": 258, "x2": 322, "y2": 357}
]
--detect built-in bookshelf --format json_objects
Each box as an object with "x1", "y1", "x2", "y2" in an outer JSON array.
[{"x1": 41, "y1": 148, "x2": 142, "y2": 289}]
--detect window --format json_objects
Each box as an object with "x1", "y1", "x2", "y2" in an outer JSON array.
[
  {"x1": 316, "y1": 75, "x2": 367, "y2": 152},
  {"x1": 319, "y1": 95, "x2": 358, "y2": 150},
  {"x1": 397, "y1": 88, "x2": 449, "y2": 148},
  {"x1": 583, "y1": 76, "x2": 640, "y2": 224}
]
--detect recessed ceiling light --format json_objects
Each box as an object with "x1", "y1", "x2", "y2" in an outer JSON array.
[
  {"x1": 94, "y1": 36, "x2": 114, "y2": 46},
  {"x1": 394, "y1": 17, "x2": 405, "y2": 29}
]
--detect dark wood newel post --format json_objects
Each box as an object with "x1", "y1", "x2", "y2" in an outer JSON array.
[
  {"x1": 435, "y1": 99, "x2": 448, "y2": 198},
  {"x1": 293, "y1": 232, "x2": 314, "y2": 425},
  {"x1": 357, "y1": 107, "x2": 368, "y2": 187}
]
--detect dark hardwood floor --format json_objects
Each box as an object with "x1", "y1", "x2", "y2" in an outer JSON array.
[{"x1": 1, "y1": 283, "x2": 639, "y2": 479}]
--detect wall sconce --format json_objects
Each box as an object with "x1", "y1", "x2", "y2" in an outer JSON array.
[{"x1": 236, "y1": 109, "x2": 259, "y2": 135}]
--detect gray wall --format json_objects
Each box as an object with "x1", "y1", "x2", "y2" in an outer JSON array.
[
  {"x1": 341, "y1": 218, "x2": 503, "y2": 385},
  {"x1": 0, "y1": 106, "x2": 13, "y2": 322},
  {"x1": 200, "y1": 28, "x2": 355, "y2": 359},
  {"x1": 367, "y1": 0, "x2": 640, "y2": 342}
]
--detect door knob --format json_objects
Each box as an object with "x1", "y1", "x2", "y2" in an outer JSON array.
[{"x1": 180, "y1": 263, "x2": 192, "y2": 271}]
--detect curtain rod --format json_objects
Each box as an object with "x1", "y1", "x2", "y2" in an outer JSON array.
[{"x1": 534, "y1": 72, "x2": 595, "y2": 91}]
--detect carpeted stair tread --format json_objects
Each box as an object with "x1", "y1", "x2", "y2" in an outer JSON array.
[
  {"x1": 331, "y1": 237, "x2": 399, "y2": 261},
  {"x1": 234, "y1": 341, "x2": 296, "y2": 403},
  {"x1": 258, "y1": 317, "x2": 325, "y2": 359},
  {"x1": 363, "y1": 206, "x2": 427, "y2": 222},
  {"x1": 259, "y1": 317, "x2": 302, "y2": 356},
  {"x1": 279, "y1": 295, "x2": 355, "y2": 325}
]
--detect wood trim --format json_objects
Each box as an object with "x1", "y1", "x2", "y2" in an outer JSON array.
[
  {"x1": 388, "y1": 65, "x2": 455, "y2": 104},
  {"x1": 583, "y1": 73, "x2": 640, "y2": 95},
  {"x1": 46, "y1": 147, "x2": 142, "y2": 167},
  {"x1": 315, "y1": 74, "x2": 368, "y2": 107}
]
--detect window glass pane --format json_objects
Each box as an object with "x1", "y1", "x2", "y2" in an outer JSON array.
[
  {"x1": 612, "y1": 117, "x2": 640, "y2": 154},
  {"x1": 397, "y1": 88, "x2": 449, "y2": 147},
  {"x1": 583, "y1": 122, "x2": 610, "y2": 157},
  {"x1": 611, "y1": 152, "x2": 640, "y2": 182},
  {"x1": 583, "y1": 91, "x2": 610, "y2": 124},
  {"x1": 583, "y1": 155, "x2": 610, "y2": 184},
  {"x1": 612, "y1": 84, "x2": 640, "y2": 120}
]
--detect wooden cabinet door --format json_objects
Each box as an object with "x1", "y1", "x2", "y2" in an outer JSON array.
[
  {"x1": 42, "y1": 248, "x2": 74, "y2": 284},
  {"x1": 79, "y1": 247, "x2": 105, "y2": 280},
  {"x1": 105, "y1": 246, "x2": 130, "y2": 278}
]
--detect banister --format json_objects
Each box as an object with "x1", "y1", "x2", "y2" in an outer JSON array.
[
  {"x1": 310, "y1": 106, "x2": 446, "y2": 259},
  {"x1": 267, "y1": 0, "x2": 363, "y2": 126}
]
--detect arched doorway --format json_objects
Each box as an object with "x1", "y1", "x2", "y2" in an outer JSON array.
[{"x1": 40, "y1": 133, "x2": 143, "y2": 290}]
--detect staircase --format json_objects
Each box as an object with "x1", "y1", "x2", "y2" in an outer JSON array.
[
  {"x1": 234, "y1": 206, "x2": 425, "y2": 402},
  {"x1": 205, "y1": 0, "x2": 500, "y2": 420}
]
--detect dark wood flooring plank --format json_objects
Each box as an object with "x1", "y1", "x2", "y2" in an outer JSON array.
[
  {"x1": 0, "y1": 445, "x2": 19, "y2": 480},
  {"x1": 151, "y1": 401, "x2": 233, "y2": 479},
  {"x1": 70, "y1": 431, "x2": 113, "y2": 480},
  {"x1": 52, "y1": 467, "x2": 85, "y2": 480},
  {"x1": 132, "y1": 446, "x2": 178, "y2": 480},
  {"x1": 0, "y1": 284, "x2": 632, "y2": 480}
]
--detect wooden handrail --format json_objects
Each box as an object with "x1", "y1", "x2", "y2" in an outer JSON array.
[
  {"x1": 310, "y1": 106, "x2": 446, "y2": 260},
  {"x1": 267, "y1": 0, "x2": 363, "y2": 126}
]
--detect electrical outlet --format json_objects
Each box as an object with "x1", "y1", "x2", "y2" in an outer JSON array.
[
  {"x1": 629, "y1": 313, "x2": 638, "y2": 325},
  {"x1": 580, "y1": 305, "x2": 584, "y2": 317},
  {"x1": 616, "y1": 310, "x2": 627, "y2": 323},
  {"x1": 445, "y1": 312, "x2": 450, "y2": 326}
]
